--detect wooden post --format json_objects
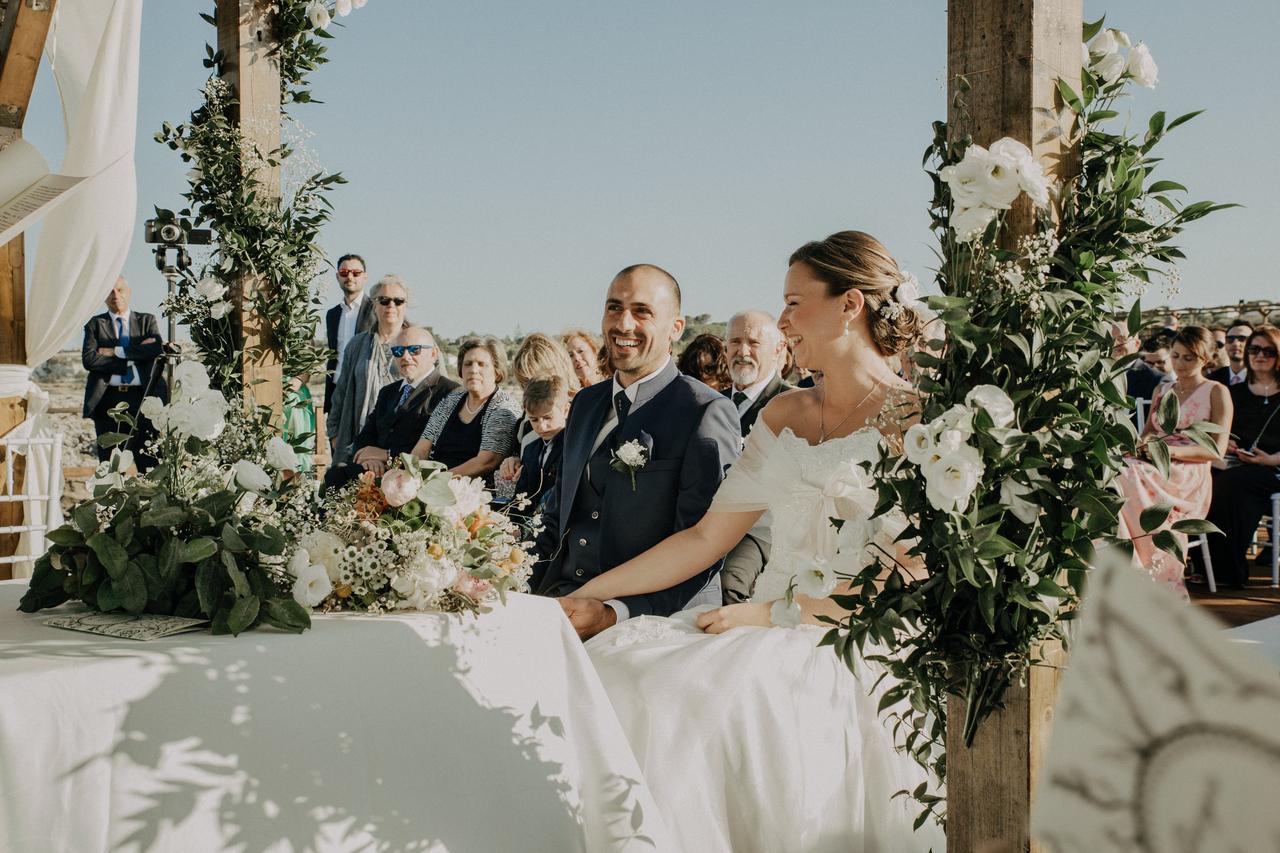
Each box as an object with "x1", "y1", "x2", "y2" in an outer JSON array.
[
  {"x1": 216, "y1": 0, "x2": 283, "y2": 420},
  {"x1": 945, "y1": 2, "x2": 1081, "y2": 851},
  {"x1": 0, "y1": 0, "x2": 59, "y2": 575}
]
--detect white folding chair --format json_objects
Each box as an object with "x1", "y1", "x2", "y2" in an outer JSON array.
[
  {"x1": 0, "y1": 432, "x2": 64, "y2": 570},
  {"x1": 1187, "y1": 534, "x2": 1216, "y2": 594},
  {"x1": 1254, "y1": 492, "x2": 1280, "y2": 588},
  {"x1": 1135, "y1": 397, "x2": 1150, "y2": 433}
]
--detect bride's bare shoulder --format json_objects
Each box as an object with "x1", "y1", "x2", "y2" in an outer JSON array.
[{"x1": 759, "y1": 387, "x2": 818, "y2": 436}]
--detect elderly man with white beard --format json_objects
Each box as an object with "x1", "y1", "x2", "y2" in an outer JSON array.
[{"x1": 720, "y1": 309, "x2": 794, "y2": 603}]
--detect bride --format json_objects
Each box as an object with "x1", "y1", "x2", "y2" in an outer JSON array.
[{"x1": 567, "y1": 231, "x2": 944, "y2": 852}]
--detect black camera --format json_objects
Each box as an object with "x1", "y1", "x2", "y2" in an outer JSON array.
[{"x1": 144, "y1": 218, "x2": 212, "y2": 246}]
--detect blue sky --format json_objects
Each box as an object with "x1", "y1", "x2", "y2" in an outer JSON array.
[{"x1": 22, "y1": 1, "x2": 1280, "y2": 338}]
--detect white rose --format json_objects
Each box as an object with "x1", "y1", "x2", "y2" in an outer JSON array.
[
  {"x1": 233, "y1": 459, "x2": 272, "y2": 493},
  {"x1": 306, "y1": 1, "x2": 331, "y2": 30},
  {"x1": 288, "y1": 548, "x2": 311, "y2": 578},
  {"x1": 939, "y1": 146, "x2": 994, "y2": 209},
  {"x1": 965, "y1": 384, "x2": 1016, "y2": 428},
  {"x1": 1092, "y1": 50, "x2": 1126, "y2": 84},
  {"x1": 299, "y1": 530, "x2": 345, "y2": 581},
  {"x1": 292, "y1": 561, "x2": 333, "y2": 607},
  {"x1": 172, "y1": 360, "x2": 210, "y2": 396},
  {"x1": 616, "y1": 440, "x2": 648, "y2": 468},
  {"x1": 195, "y1": 277, "x2": 227, "y2": 302},
  {"x1": 335, "y1": 0, "x2": 352, "y2": 15},
  {"x1": 988, "y1": 137, "x2": 1051, "y2": 208},
  {"x1": 172, "y1": 390, "x2": 228, "y2": 441},
  {"x1": 1000, "y1": 477, "x2": 1040, "y2": 524},
  {"x1": 265, "y1": 436, "x2": 300, "y2": 471},
  {"x1": 209, "y1": 300, "x2": 233, "y2": 320},
  {"x1": 949, "y1": 205, "x2": 997, "y2": 243},
  {"x1": 1126, "y1": 42, "x2": 1158, "y2": 89},
  {"x1": 923, "y1": 444, "x2": 984, "y2": 514},
  {"x1": 769, "y1": 598, "x2": 802, "y2": 628},
  {"x1": 1080, "y1": 41, "x2": 1089, "y2": 69},
  {"x1": 794, "y1": 559, "x2": 838, "y2": 599},
  {"x1": 1088, "y1": 28, "x2": 1120, "y2": 58},
  {"x1": 903, "y1": 422, "x2": 936, "y2": 465},
  {"x1": 139, "y1": 395, "x2": 166, "y2": 426}
]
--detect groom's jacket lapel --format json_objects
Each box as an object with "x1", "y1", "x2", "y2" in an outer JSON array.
[{"x1": 558, "y1": 382, "x2": 612, "y2": 535}]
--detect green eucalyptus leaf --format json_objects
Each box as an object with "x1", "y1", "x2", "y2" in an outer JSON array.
[
  {"x1": 116, "y1": 565, "x2": 149, "y2": 614},
  {"x1": 72, "y1": 503, "x2": 100, "y2": 536},
  {"x1": 140, "y1": 506, "x2": 189, "y2": 528},
  {"x1": 87, "y1": 532, "x2": 129, "y2": 579},
  {"x1": 226, "y1": 596, "x2": 260, "y2": 636},
  {"x1": 182, "y1": 538, "x2": 218, "y2": 564},
  {"x1": 47, "y1": 525, "x2": 84, "y2": 547},
  {"x1": 1139, "y1": 502, "x2": 1174, "y2": 533},
  {"x1": 96, "y1": 580, "x2": 120, "y2": 612},
  {"x1": 1171, "y1": 518, "x2": 1220, "y2": 536}
]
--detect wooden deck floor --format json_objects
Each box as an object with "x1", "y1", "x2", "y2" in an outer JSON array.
[{"x1": 1190, "y1": 576, "x2": 1280, "y2": 628}]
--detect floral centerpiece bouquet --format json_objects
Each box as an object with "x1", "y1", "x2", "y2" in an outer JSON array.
[
  {"x1": 19, "y1": 362, "x2": 315, "y2": 635},
  {"x1": 288, "y1": 456, "x2": 533, "y2": 614}
]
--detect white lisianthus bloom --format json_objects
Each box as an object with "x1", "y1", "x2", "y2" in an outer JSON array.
[
  {"x1": 209, "y1": 300, "x2": 233, "y2": 320},
  {"x1": 903, "y1": 422, "x2": 936, "y2": 465},
  {"x1": 939, "y1": 146, "x2": 993, "y2": 209},
  {"x1": 949, "y1": 205, "x2": 997, "y2": 243},
  {"x1": 299, "y1": 530, "x2": 345, "y2": 581},
  {"x1": 352, "y1": 0, "x2": 367, "y2": 7},
  {"x1": 988, "y1": 138, "x2": 1051, "y2": 208},
  {"x1": 186, "y1": 166, "x2": 202, "y2": 184},
  {"x1": 1000, "y1": 477, "x2": 1040, "y2": 524},
  {"x1": 138, "y1": 395, "x2": 166, "y2": 426},
  {"x1": 923, "y1": 444, "x2": 985, "y2": 513},
  {"x1": 292, "y1": 561, "x2": 333, "y2": 607},
  {"x1": 1088, "y1": 28, "x2": 1120, "y2": 58},
  {"x1": 1111, "y1": 29, "x2": 1131, "y2": 48},
  {"x1": 965, "y1": 384, "x2": 1017, "y2": 428},
  {"x1": 769, "y1": 598, "x2": 802, "y2": 628},
  {"x1": 1080, "y1": 41, "x2": 1090, "y2": 69},
  {"x1": 195, "y1": 277, "x2": 227, "y2": 302},
  {"x1": 824, "y1": 459, "x2": 878, "y2": 521},
  {"x1": 391, "y1": 553, "x2": 460, "y2": 609},
  {"x1": 975, "y1": 146, "x2": 1023, "y2": 210},
  {"x1": 288, "y1": 548, "x2": 311, "y2": 578},
  {"x1": 335, "y1": 0, "x2": 352, "y2": 15},
  {"x1": 832, "y1": 517, "x2": 876, "y2": 575},
  {"x1": 934, "y1": 404, "x2": 975, "y2": 439},
  {"x1": 167, "y1": 389, "x2": 227, "y2": 440},
  {"x1": 233, "y1": 459, "x2": 272, "y2": 493},
  {"x1": 795, "y1": 559, "x2": 838, "y2": 599},
  {"x1": 1092, "y1": 50, "x2": 1126, "y2": 84},
  {"x1": 1126, "y1": 43, "x2": 1158, "y2": 88},
  {"x1": 264, "y1": 436, "x2": 300, "y2": 471},
  {"x1": 111, "y1": 448, "x2": 135, "y2": 473},
  {"x1": 306, "y1": 0, "x2": 331, "y2": 30},
  {"x1": 172, "y1": 360, "x2": 211, "y2": 396}
]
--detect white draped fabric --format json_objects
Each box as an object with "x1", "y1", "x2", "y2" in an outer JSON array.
[{"x1": 0, "y1": 583, "x2": 672, "y2": 852}]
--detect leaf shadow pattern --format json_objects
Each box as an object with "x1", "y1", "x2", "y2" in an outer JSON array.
[
  {"x1": 1032, "y1": 564, "x2": 1280, "y2": 853},
  {"x1": 0, "y1": 595, "x2": 657, "y2": 852}
]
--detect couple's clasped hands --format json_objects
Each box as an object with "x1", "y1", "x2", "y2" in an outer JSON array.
[{"x1": 557, "y1": 594, "x2": 773, "y2": 640}]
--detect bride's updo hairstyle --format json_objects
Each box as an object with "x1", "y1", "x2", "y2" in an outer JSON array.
[{"x1": 788, "y1": 231, "x2": 923, "y2": 356}]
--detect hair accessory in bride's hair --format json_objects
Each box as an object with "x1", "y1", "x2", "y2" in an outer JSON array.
[{"x1": 879, "y1": 270, "x2": 924, "y2": 321}]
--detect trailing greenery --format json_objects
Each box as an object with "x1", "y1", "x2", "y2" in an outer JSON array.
[{"x1": 827, "y1": 16, "x2": 1234, "y2": 829}]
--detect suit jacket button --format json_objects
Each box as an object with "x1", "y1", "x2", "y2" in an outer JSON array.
[
  {"x1": 578, "y1": 537, "x2": 587, "y2": 546},
  {"x1": 590, "y1": 511, "x2": 599, "y2": 520},
  {"x1": 575, "y1": 569, "x2": 584, "y2": 577}
]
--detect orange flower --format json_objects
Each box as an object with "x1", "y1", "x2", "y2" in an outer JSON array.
[{"x1": 336, "y1": 584, "x2": 353, "y2": 599}]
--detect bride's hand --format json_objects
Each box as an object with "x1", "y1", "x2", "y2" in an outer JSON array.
[{"x1": 695, "y1": 602, "x2": 772, "y2": 634}]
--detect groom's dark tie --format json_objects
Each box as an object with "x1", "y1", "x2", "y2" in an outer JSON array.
[{"x1": 614, "y1": 390, "x2": 631, "y2": 429}]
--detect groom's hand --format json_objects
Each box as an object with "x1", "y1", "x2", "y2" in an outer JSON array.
[{"x1": 559, "y1": 597, "x2": 617, "y2": 640}]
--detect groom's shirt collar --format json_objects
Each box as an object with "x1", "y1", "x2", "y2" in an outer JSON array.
[{"x1": 610, "y1": 356, "x2": 671, "y2": 414}]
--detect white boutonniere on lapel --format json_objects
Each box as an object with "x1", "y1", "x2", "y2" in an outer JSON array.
[{"x1": 610, "y1": 439, "x2": 649, "y2": 491}]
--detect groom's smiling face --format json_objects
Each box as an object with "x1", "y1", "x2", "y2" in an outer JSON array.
[{"x1": 603, "y1": 267, "x2": 685, "y2": 384}]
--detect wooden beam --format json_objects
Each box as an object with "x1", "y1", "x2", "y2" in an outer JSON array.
[
  {"x1": 945, "y1": 1, "x2": 1081, "y2": 851},
  {"x1": 216, "y1": 0, "x2": 283, "y2": 420},
  {"x1": 0, "y1": 0, "x2": 58, "y2": 576}
]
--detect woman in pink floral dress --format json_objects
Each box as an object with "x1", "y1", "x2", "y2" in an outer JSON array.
[{"x1": 1118, "y1": 326, "x2": 1233, "y2": 598}]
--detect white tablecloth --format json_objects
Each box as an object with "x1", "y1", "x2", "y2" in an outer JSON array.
[
  {"x1": 0, "y1": 581, "x2": 669, "y2": 852},
  {"x1": 1226, "y1": 613, "x2": 1280, "y2": 669}
]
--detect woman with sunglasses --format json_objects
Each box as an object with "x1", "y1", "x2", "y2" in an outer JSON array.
[
  {"x1": 325, "y1": 274, "x2": 411, "y2": 469},
  {"x1": 1117, "y1": 326, "x2": 1232, "y2": 599},
  {"x1": 1202, "y1": 325, "x2": 1280, "y2": 587}
]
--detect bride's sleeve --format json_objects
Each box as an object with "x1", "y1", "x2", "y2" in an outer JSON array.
[{"x1": 709, "y1": 422, "x2": 778, "y2": 514}]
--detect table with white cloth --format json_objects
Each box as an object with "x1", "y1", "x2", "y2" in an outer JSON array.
[{"x1": 0, "y1": 581, "x2": 670, "y2": 852}]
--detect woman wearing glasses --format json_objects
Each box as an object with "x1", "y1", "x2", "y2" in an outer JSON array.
[
  {"x1": 1203, "y1": 325, "x2": 1280, "y2": 587},
  {"x1": 326, "y1": 274, "x2": 412, "y2": 469},
  {"x1": 1117, "y1": 326, "x2": 1233, "y2": 599},
  {"x1": 412, "y1": 337, "x2": 521, "y2": 486}
]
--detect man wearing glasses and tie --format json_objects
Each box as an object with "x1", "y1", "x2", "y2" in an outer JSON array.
[
  {"x1": 81, "y1": 277, "x2": 168, "y2": 471},
  {"x1": 323, "y1": 254, "x2": 375, "y2": 413}
]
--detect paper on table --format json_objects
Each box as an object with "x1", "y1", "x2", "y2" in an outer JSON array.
[
  {"x1": 1033, "y1": 561, "x2": 1280, "y2": 852},
  {"x1": 0, "y1": 138, "x2": 88, "y2": 247},
  {"x1": 44, "y1": 611, "x2": 209, "y2": 641}
]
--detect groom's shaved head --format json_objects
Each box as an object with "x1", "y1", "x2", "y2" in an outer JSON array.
[{"x1": 613, "y1": 264, "x2": 681, "y2": 311}]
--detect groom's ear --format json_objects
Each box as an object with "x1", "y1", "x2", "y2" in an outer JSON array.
[{"x1": 670, "y1": 314, "x2": 686, "y2": 345}]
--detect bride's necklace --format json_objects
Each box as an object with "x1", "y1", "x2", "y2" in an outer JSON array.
[{"x1": 819, "y1": 379, "x2": 883, "y2": 443}]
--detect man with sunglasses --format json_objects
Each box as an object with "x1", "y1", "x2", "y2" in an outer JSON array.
[
  {"x1": 1208, "y1": 321, "x2": 1253, "y2": 386},
  {"x1": 323, "y1": 254, "x2": 375, "y2": 412},
  {"x1": 322, "y1": 326, "x2": 458, "y2": 491}
]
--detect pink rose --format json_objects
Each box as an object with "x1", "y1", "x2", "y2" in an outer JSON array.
[
  {"x1": 380, "y1": 469, "x2": 422, "y2": 508},
  {"x1": 452, "y1": 573, "x2": 492, "y2": 600}
]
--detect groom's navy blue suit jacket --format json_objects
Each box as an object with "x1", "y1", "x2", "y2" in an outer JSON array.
[{"x1": 533, "y1": 360, "x2": 741, "y2": 617}]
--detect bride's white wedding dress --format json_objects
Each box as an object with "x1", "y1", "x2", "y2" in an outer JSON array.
[{"x1": 586, "y1": 417, "x2": 944, "y2": 853}]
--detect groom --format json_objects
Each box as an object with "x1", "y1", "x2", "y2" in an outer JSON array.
[{"x1": 533, "y1": 264, "x2": 741, "y2": 639}]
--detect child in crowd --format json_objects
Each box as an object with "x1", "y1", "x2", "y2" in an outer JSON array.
[{"x1": 511, "y1": 375, "x2": 570, "y2": 518}]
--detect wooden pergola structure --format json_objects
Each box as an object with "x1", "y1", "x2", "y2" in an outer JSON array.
[{"x1": 0, "y1": 0, "x2": 1083, "y2": 848}]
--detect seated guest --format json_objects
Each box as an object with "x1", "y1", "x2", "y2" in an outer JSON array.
[
  {"x1": 511, "y1": 375, "x2": 570, "y2": 517},
  {"x1": 412, "y1": 337, "x2": 521, "y2": 484},
  {"x1": 498, "y1": 334, "x2": 579, "y2": 487},
  {"x1": 677, "y1": 332, "x2": 731, "y2": 393},
  {"x1": 1203, "y1": 325, "x2": 1280, "y2": 587},
  {"x1": 1207, "y1": 320, "x2": 1252, "y2": 386},
  {"x1": 1111, "y1": 323, "x2": 1165, "y2": 401},
  {"x1": 323, "y1": 327, "x2": 458, "y2": 491},
  {"x1": 1209, "y1": 328, "x2": 1229, "y2": 371},
  {"x1": 326, "y1": 274, "x2": 411, "y2": 468},
  {"x1": 1117, "y1": 326, "x2": 1232, "y2": 599},
  {"x1": 561, "y1": 329, "x2": 605, "y2": 388},
  {"x1": 1141, "y1": 332, "x2": 1173, "y2": 376}
]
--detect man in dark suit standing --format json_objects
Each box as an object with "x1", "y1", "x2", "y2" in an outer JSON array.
[
  {"x1": 323, "y1": 254, "x2": 375, "y2": 413},
  {"x1": 720, "y1": 309, "x2": 793, "y2": 603},
  {"x1": 535, "y1": 264, "x2": 741, "y2": 639},
  {"x1": 1208, "y1": 321, "x2": 1252, "y2": 387},
  {"x1": 81, "y1": 277, "x2": 167, "y2": 470},
  {"x1": 322, "y1": 326, "x2": 457, "y2": 490}
]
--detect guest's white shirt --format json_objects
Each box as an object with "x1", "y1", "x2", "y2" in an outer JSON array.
[
  {"x1": 731, "y1": 373, "x2": 776, "y2": 415},
  {"x1": 592, "y1": 357, "x2": 672, "y2": 624},
  {"x1": 107, "y1": 310, "x2": 141, "y2": 387},
  {"x1": 335, "y1": 293, "x2": 365, "y2": 380}
]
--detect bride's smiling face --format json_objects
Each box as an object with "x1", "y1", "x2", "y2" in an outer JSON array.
[{"x1": 778, "y1": 262, "x2": 860, "y2": 370}]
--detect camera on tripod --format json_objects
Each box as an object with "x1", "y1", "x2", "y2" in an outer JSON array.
[{"x1": 144, "y1": 218, "x2": 212, "y2": 247}]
